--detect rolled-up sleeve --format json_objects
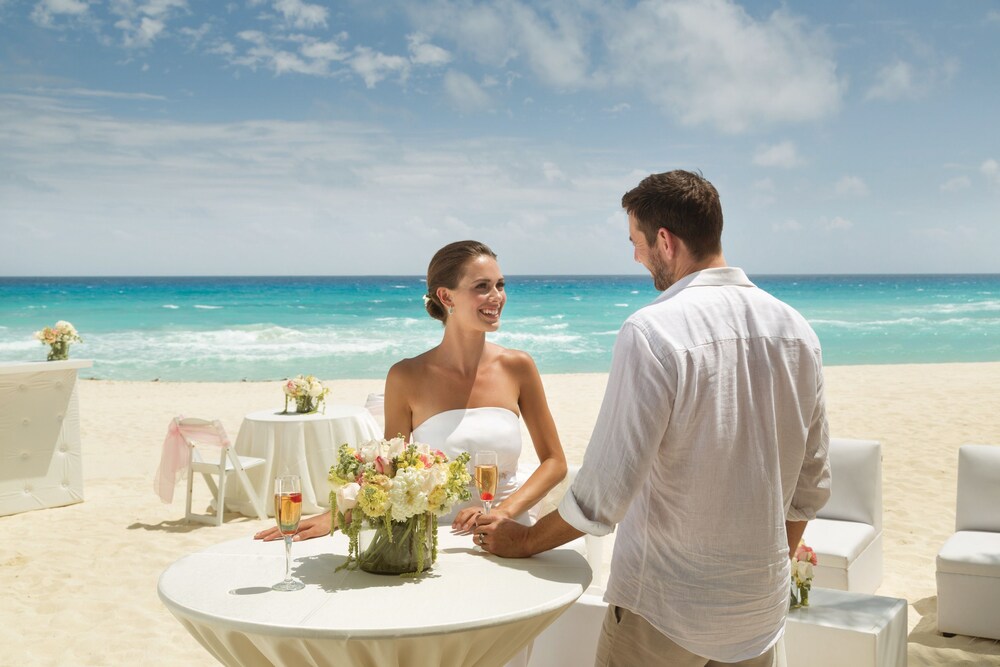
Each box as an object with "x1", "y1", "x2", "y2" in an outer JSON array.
[
  {"x1": 786, "y1": 354, "x2": 831, "y2": 521},
  {"x1": 559, "y1": 320, "x2": 674, "y2": 536}
]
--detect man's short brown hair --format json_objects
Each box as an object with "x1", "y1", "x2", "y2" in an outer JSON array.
[{"x1": 621, "y1": 170, "x2": 723, "y2": 260}]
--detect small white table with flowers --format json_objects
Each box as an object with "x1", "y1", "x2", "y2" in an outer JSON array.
[
  {"x1": 158, "y1": 531, "x2": 593, "y2": 667},
  {"x1": 227, "y1": 406, "x2": 382, "y2": 517}
]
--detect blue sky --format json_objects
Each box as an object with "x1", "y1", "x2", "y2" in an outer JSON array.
[{"x1": 1, "y1": 0, "x2": 999, "y2": 276}]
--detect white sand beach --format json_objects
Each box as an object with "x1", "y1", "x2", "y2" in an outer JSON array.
[{"x1": 2, "y1": 363, "x2": 999, "y2": 665}]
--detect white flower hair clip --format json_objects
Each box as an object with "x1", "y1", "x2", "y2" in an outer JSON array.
[{"x1": 422, "y1": 294, "x2": 432, "y2": 306}]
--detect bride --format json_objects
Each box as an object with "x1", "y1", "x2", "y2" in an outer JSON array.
[{"x1": 255, "y1": 239, "x2": 567, "y2": 541}]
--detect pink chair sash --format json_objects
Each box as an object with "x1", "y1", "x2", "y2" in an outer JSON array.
[{"x1": 154, "y1": 418, "x2": 230, "y2": 503}]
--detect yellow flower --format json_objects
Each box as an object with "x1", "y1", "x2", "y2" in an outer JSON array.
[{"x1": 358, "y1": 485, "x2": 389, "y2": 518}]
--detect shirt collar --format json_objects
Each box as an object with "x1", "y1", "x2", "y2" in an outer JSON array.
[{"x1": 652, "y1": 267, "x2": 755, "y2": 304}]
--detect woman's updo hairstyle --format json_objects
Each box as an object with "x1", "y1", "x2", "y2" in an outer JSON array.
[{"x1": 424, "y1": 240, "x2": 498, "y2": 323}]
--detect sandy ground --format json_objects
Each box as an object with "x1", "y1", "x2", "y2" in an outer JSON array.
[{"x1": 1, "y1": 362, "x2": 999, "y2": 666}]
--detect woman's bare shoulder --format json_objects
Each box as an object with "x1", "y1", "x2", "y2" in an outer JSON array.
[{"x1": 489, "y1": 343, "x2": 538, "y2": 375}]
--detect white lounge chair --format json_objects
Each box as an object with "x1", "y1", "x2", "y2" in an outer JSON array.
[
  {"x1": 802, "y1": 438, "x2": 883, "y2": 593},
  {"x1": 936, "y1": 444, "x2": 1000, "y2": 640}
]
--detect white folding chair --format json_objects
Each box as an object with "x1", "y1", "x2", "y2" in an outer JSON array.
[{"x1": 174, "y1": 417, "x2": 267, "y2": 525}]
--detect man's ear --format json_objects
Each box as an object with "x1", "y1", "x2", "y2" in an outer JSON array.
[{"x1": 657, "y1": 227, "x2": 678, "y2": 259}]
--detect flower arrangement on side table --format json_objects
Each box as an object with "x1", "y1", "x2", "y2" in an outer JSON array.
[
  {"x1": 329, "y1": 437, "x2": 472, "y2": 575},
  {"x1": 790, "y1": 539, "x2": 818, "y2": 608},
  {"x1": 282, "y1": 375, "x2": 329, "y2": 414},
  {"x1": 34, "y1": 321, "x2": 82, "y2": 361}
]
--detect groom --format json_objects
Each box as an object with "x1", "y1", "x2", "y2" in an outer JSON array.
[{"x1": 478, "y1": 170, "x2": 830, "y2": 666}]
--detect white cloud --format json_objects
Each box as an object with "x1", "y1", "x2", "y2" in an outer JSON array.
[
  {"x1": 30, "y1": 0, "x2": 89, "y2": 27},
  {"x1": 753, "y1": 141, "x2": 802, "y2": 168},
  {"x1": 442, "y1": 70, "x2": 491, "y2": 112},
  {"x1": 772, "y1": 219, "x2": 802, "y2": 232},
  {"x1": 272, "y1": 0, "x2": 326, "y2": 30},
  {"x1": 825, "y1": 216, "x2": 854, "y2": 231},
  {"x1": 940, "y1": 176, "x2": 971, "y2": 193},
  {"x1": 350, "y1": 47, "x2": 410, "y2": 88},
  {"x1": 982, "y1": 158, "x2": 1000, "y2": 185},
  {"x1": 542, "y1": 161, "x2": 567, "y2": 183},
  {"x1": 407, "y1": 33, "x2": 451, "y2": 66},
  {"x1": 602, "y1": 0, "x2": 843, "y2": 133},
  {"x1": 300, "y1": 39, "x2": 347, "y2": 63},
  {"x1": 110, "y1": 0, "x2": 187, "y2": 49},
  {"x1": 604, "y1": 102, "x2": 630, "y2": 114},
  {"x1": 866, "y1": 59, "x2": 915, "y2": 101},
  {"x1": 835, "y1": 175, "x2": 869, "y2": 197}
]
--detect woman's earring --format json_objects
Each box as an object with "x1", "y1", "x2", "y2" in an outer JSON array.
[{"x1": 448, "y1": 306, "x2": 454, "y2": 315}]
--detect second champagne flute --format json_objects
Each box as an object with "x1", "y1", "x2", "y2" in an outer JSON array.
[
  {"x1": 474, "y1": 450, "x2": 498, "y2": 515},
  {"x1": 272, "y1": 474, "x2": 305, "y2": 592}
]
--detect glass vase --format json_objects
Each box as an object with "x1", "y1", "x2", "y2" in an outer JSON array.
[
  {"x1": 295, "y1": 395, "x2": 316, "y2": 413},
  {"x1": 47, "y1": 341, "x2": 69, "y2": 361},
  {"x1": 358, "y1": 513, "x2": 436, "y2": 575}
]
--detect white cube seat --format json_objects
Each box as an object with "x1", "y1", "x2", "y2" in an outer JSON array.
[
  {"x1": 936, "y1": 444, "x2": 1000, "y2": 640},
  {"x1": 802, "y1": 438, "x2": 883, "y2": 593}
]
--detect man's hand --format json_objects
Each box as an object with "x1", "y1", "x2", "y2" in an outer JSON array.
[
  {"x1": 254, "y1": 511, "x2": 335, "y2": 542},
  {"x1": 475, "y1": 512, "x2": 534, "y2": 558}
]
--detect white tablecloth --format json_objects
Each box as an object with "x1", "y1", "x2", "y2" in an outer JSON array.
[
  {"x1": 158, "y1": 530, "x2": 592, "y2": 667},
  {"x1": 0, "y1": 360, "x2": 92, "y2": 516},
  {"x1": 227, "y1": 406, "x2": 381, "y2": 517}
]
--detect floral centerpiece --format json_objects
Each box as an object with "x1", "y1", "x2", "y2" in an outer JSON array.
[
  {"x1": 282, "y1": 375, "x2": 329, "y2": 413},
  {"x1": 790, "y1": 540, "x2": 818, "y2": 608},
  {"x1": 34, "y1": 321, "x2": 82, "y2": 361},
  {"x1": 329, "y1": 437, "x2": 471, "y2": 575}
]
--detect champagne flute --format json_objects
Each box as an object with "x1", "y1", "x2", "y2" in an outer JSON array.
[
  {"x1": 271, "y1": 475, "x2": 305, "y2": 592},
  {"x1": 474, "y1": 450, "x2": 498, "y2": 515}
]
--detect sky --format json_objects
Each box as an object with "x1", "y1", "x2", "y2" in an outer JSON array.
[{"x1": 1, "y1": 0, "x2": 999, "y2": 276}]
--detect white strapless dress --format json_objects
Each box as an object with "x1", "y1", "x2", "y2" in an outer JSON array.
[
  {"x1": 411, "y1": 407, "x2": 528, "y2": 525},
  {"x1": 414, "y1": 407, "x2": 535, "y2": 667}
]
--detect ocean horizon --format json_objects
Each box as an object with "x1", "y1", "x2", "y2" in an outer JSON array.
[{"x1": 2, "y1": 273, "x2": 998, "y2": 382}]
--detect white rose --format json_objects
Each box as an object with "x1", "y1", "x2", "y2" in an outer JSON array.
[
  {"x1": 386, "y1": 437, "x2": 406, "y2": 458},
  {"x1": 336, "y1": 482, "x2": 361, "y2": 511},
  {"x1": 359, "y1": 439, "x2": 384, "y2": 463},
  {"x1": 413, "y1": 441, "x2": 430, "y2": 456}
]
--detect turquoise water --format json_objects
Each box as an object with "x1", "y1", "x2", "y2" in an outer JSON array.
[{"x1": 1, "y1": 274, "x2": 997, "y2": 381}]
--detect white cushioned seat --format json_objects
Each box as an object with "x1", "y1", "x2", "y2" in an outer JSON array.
[
  {"x1": 803, "y1": 519, "x2": 877, "y2": 569},
  {"x1": 802, "y1": 438, "x2": 883, "y2": 593},
  {"x1": 936, "y1": 444, "x2": 1000, "y2": 640},
  {"x1": 937, "y1": 531, "x2": 1000, "y2": 577}
]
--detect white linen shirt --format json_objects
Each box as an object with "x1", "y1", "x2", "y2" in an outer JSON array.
[{"x1": 559, "y1": 266, "x2": 830, "y2": 663}]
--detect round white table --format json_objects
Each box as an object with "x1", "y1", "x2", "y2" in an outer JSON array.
[
  {"x1": 228, "y1": 406, "x2": 381, "y2": 517},
  {"x1": 158, "y1": 530, "x2": 593, "y2": 667}
]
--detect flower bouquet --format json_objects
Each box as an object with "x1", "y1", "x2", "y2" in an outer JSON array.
[
  {"x1": 329, "y1": 437, "x2": 471, "y2": 575},
  {"x1": 34, "y1": 320, "x2": 82, "y2": 361},
  {"x1": 282, "y1": 375, "x2": 329, "y2": 413},
  {"x1": 790, "y1": 540, "x2": 818, "y2": 608}
]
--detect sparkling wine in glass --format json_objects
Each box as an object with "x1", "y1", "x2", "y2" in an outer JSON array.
[
  {"x1": 272, "y1": 475, "x2": 305, "y2": 592},
  {"x1": 474, "y1": 450, "x2": 498, "y2": 515}
]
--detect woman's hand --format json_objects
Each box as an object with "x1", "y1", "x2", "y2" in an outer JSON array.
[
  {"x1": 254, "y1": 510, "x2": 335, "y2": 542},
  {"x1": 452, "y1": 505, "x2": 512, "y2": 534}
]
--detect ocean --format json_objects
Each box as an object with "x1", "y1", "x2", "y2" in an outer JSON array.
[{"x1": 1, "y1": 274, "x2": 997, "y2": 381}]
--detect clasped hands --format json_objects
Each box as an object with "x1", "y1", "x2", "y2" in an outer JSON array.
[{"x1": 455, "y1": 506, "x2": 532, "y2": 558}]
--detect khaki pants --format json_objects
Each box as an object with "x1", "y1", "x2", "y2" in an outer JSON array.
[{"x1": 594, "y1": 605, "x2": 777, "y2": 667}]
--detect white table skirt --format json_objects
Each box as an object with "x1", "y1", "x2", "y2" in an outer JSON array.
[
  {"x1": 227, "y1": 406, "x2": 381, "y2": 517},
  {"x1": 158, "y1": 531, "x2": 593, "y2": 667}
]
